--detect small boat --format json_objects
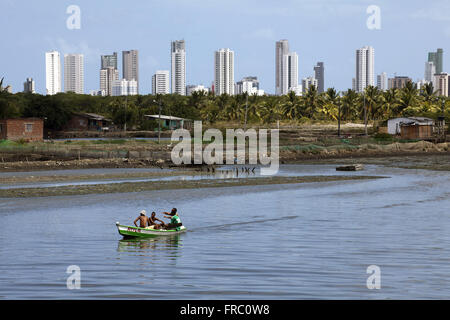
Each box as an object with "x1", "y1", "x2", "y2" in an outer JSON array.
[
  {"x1": 116, "y1": 222, "x2": 187, "y2": 238},
  {"x1": 336, "y1": 164, "x2": 364, "y2": 171}
]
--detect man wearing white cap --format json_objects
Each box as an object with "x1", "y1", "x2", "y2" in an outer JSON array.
[{"x1": 134, "y1": 210, "x2": 150, "y2": 228}]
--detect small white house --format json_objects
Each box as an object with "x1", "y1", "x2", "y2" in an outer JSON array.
[{"x1": 387, "y1": 117, "x2": 434, "y2": 135}]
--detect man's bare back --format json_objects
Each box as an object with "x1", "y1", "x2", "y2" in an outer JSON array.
[{"x1": 134, "y1": 210, "x2": 149, "y2": 228}]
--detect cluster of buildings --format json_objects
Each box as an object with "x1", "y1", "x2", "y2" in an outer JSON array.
[
  {"x1": 11, "y1": 41, "x2": 445, "y2": 98},
  {"x1": 353, "y1": 46, "x2": 448, "y2": 96}
]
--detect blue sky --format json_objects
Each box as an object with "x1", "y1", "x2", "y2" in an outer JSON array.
[{"x1": 0, "y1": 0, "x2": 449, "y2": 94}]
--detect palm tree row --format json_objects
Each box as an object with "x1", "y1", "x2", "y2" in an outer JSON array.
[{"x1": 197, "y1": 81, "x2": 448, "y2": 125}]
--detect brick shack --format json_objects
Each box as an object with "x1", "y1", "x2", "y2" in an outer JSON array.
[
  {"x1": 0, "y1": 118, "x2": 44, "y2": 142},
  {"x1": 64, "y1": 113, "x2": 112, "y2": 131}
]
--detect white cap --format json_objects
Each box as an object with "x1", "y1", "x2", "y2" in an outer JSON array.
[{"x1": 140, "y1": 210, "x2": 146, "y2": 216}]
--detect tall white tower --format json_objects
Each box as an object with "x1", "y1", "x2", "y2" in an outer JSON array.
[
  {"x1": 214, "y1": 48, "x2": 234, "y2": 95},
  {"x1": 355, "y1": 46, "x2": 375, "y2": 92},
  {"x1": 45, "y1": 51, "x2": 61, "y2": 95},
  {"x1": 377, "y1": 72, "x2": 387, "y2": 91},
  {"x1": 64, "y1": 54, "x2": 84, "y2": 94},
  {"x1": 425, "y1": 61, "x2": 436, "y2": 83},
  {"x1": 171, "y1": 40, "x2": 186, "y2": 95},
  {"x1": 152, "y1": 70, "x2": 170, "y2": 95},
  {"x1": 282, "y1": 52, "x2": 298, "y2": 95},
  {"x1": 275, "y1": 40, "x2": 290, "y2": 95}
]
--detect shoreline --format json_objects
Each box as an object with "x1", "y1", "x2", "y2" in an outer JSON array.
[
  {"x1": 0, "y1": 150, "x2": 449, "y2": 172},
  {"x1": 0, "y1": 175, "x2": 386, "y2": 198}
]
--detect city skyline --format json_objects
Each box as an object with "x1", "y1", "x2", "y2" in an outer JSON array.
[{"x1": 2, "y1": 1, "x2": 450, "y2": 95}]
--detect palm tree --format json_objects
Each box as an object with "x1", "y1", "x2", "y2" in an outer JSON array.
[
  {"x1": 379, "y1": 88, "x2": 399, "y2": 119},
  {"x1": 340, "y1": 89, "x2": 359, "y2": 121},
  {"x1": 319, "y1": 88, "x2": 339, "y2": 121},
  {"x1": 0, "y1": 77, "x2": 11, "y2": 93},
  {"x1": 303, "y1": 84, "x2": 320, "y2": 119},
  {"x1": 282, "y1": 90, "x2": 301, "y2": 120},
  {"x1": 397, "y1": 81, "x2": 419, "y2": 115}
]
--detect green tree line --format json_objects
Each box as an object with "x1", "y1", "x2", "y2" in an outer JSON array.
[{"x1": 0, "y1": 80, "x2": 448, "y2": 130}]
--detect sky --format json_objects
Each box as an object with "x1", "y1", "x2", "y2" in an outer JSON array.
[{"x1": 0, "y1": 0, "x2": 449, "y2": 95}]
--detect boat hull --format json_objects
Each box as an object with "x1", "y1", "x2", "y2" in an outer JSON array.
[{"x1": 116, "y1": 222, "x2": 187, "y2": 238}]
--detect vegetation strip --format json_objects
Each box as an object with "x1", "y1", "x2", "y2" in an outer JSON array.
[{"x1": 0, "y1": 175, "x2": 386, "y2": 198}]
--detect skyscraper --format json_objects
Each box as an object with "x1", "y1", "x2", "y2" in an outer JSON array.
[
  {"x1": 64, "y1": 54, "x2": 84, "y2": 94},
  {"x1": 152, "y1": 70, "x2": 170, "y2": 95},
  {"x1": 100, "y1": 67, "x2": 119, "y2": 96},
  {"x1": 23, "y1": 78, "x2": 35, "y2": 93},
  {"x1": 171, "y1": 40, "x2": 186, "y2": 95},
  {"x1": 282, "y1": 52, "x2": 298, "y2": 95},
  {"x1": 377, "y1": 72, "x2": 388, "y2": 91},
  {"x1": 275, "y1": 40, "x2": 289, "y2": 95},
  {"x1": 302, "y1": 77, "x2": 318, "y2": 93},
  {"x1": 355, "y1": 46, "x2": 375, "y2": 92},
  {"x1": 101, "y1": 52, "x2": 118, "y2": 69},
  {"x1": 425, "y1": 61, "x2": 436, "y2": 83},
  {"x1": 428, "y1": 49, "x2": 443, "y2": 74},
  {"x1": 45, "y1": 51, "x2": 61, "y2": 95},
  {"x1": 434, "y1": 73, "x2": 449, "y2": 97},
  {"x1": 314, "y1": 62, "x2": 325, "y2": 93},
  {"x1": 214, "y1": 48, "x2": 234, "y2": 95},
  {"x1": 122, "y1": 50, "x2": 139, "y2": 93},
  {"x1": 112, "y1": 79, "x2": 138, "y2": 96}
]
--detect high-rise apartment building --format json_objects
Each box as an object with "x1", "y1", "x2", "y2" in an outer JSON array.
[
  {"x1": 428, "y1": 49, "x2": 443, "y2": 74},
  {"x1": 302, "y1": 77, "x2": 318, "y2": 93},
  {"x1": 425, "y1": 61, "x2": 436, "y2": 83},
  {"x1": 171, "y1": 40, "x2": 186, "y2": 95},
  {"x1": 235, "y1": 76, "x2": 264, "y2": 95},
  {"x1": 214, "y1": 48, "x2": 234, "y2": 95},
  {"x1": 100, "y1": 67, "x2": 119, "y2": 96},
  {"x1": 434, "y1": 73, "x2": 449, "y2": 97},
  {"x1": 101, "y1": 52, "x2": 118, "y2": 69},
  {"x1": 112, "y1": 79, "x2": 138, "y2": 96},
  {"x1": 282, "y1": 52, "x2": 298, "y2": 95},
  {"x1": 388, "y1": 76, "x2": 412, "y2": 90},
  {"x1": 314, "y1": 62, "x2": 325, "y2": 93},
  {"x1": 186, "y1": 85, "x2": 209, "y2": 96},
  {"x1": 377, "y1": 72, "x2": 388, "y2": 91},
  {"x1": 355, "y1": 46, "x2": 375, "y2": 92},
  {"x1": 122, "y1": 50, "x2": 139, "y2": 93},
  {"x1": 23, "y1": 78, "x2": 35, "y2": 93},
  {"x1": 275, "y1": 40, "x2": 290, "y2": 95},
  {"x1": 152, "y1": 70, "x2": 170, "y2": 95},
  {"x1": 45, "y1": 51, "x2": 61, "y2": 95},
  {"x1": 64, "y1": 54, "x2": 84, "y2": 94}
]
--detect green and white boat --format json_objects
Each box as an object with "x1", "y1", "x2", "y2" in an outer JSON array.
[{"x1": 116, "y1": 222, "x2": 187, "y2": 238}]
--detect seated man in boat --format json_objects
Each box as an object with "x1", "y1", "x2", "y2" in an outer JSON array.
[
  {"x1": 147, "y1": 212, "x2": 166, "y2": 230},
  {"x1": 162, "y1": 208, "x2": 183, "y2": 230},
  {"x1": 134, "y1": 210, "x2": 150, "y2": 228}
]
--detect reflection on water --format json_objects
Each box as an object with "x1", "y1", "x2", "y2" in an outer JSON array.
[{"x1": 117, "y1": 235, "x2": 182, "y2": 258}]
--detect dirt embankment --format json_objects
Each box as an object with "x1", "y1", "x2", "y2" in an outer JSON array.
[{"x1": 0, "y1": 175, "x2": 386, "y2": 198}]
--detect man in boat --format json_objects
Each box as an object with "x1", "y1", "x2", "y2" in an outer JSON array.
[
  {"x1": 162, "y1": 208, "x2": 182, "y2": 231},
  {"x1": 148, "y1": 212, "x2": 166, "y2": 230},
  {"x1": 134, "y1": 210, "x2": 150, "y2": 228}
]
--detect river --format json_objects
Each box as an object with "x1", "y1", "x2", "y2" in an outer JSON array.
[{"x1": 0, "y1": 164, "x2": 449, "y2": 299}]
